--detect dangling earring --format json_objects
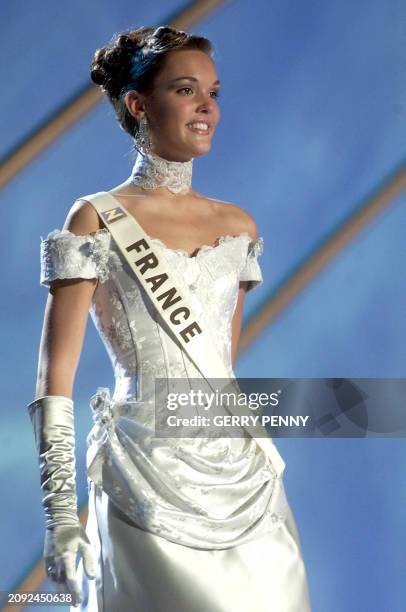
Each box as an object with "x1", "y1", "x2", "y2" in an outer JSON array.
[{"x1": 134, "y1": 114, "x2": 152, "y2": 155}]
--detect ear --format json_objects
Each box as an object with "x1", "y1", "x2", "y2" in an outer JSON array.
[{"x1": 123, "y1": 90, "x2": 145, "y2": 120}]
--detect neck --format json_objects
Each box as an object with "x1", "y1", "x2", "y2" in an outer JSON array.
[{"x1": 130, "y1": 149, "x2": 194, "y2": 195}]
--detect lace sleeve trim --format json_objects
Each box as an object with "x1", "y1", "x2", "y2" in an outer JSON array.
[
  {"x1": 40, "y1": 228, "x2": 113, "y2": 286},
  {"x1": 248, "y1": 236, "x2": 264, "y2": 258},
  {"x1": 239, "y1": 236, "x2": 264, "y2": 292}
]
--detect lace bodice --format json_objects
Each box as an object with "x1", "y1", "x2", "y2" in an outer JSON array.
[
  {"x1": 40, "y1": 226, "x2": 264, "y2": 392},
  {"x1": 38, "y1": 219, "x2": 289, "y2": 549}
]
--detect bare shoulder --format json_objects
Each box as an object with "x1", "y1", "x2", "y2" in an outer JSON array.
[
  {"x1": 62, "y1": 198, "x2": 104, "y2": 236},
  {"x1": 209, "y1": 197, "x2": 259, "y2": 240}
]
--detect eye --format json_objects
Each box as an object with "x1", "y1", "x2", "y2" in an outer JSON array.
[{"x1": 177, "y1": 87, "x2": 221, "y2": 99}]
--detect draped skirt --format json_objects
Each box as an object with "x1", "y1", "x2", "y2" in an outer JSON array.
[{"x1": 72, "y1": 482, "x2": 312, "y2": 612}]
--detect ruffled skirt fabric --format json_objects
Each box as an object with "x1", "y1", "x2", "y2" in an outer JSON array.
[
  {"x1": 86, "y1": 387, "x2": 290, "y2": 549},
  {"x1": 73, "y1": 482, "x2": 311, "y2": 612}
]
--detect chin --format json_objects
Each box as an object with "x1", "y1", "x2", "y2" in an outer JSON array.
[
  {"x1": 191, "y1": 149, "x2": 210, "y2": 159},
  {"x1": 189, "y1": 141, "x2": 212, "y2": 158}
]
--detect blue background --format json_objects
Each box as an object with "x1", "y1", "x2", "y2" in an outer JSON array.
[{"x1": 1, "y1": 1, "x2": 405, "y2": 611}]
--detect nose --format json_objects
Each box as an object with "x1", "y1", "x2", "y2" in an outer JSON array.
[
  {"x1": 195, "y1": 103, "x2": 215, "y2": 124},
  {"x1": 197, "y1": 92, "x2": 216, "y2": 112}
]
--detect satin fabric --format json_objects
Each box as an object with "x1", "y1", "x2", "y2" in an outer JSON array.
[
  {"x1": 73, "y1": 482, "x2": 311, "y2": 612},
  {"x1": 86, "y1": 386, "x2": 290, "y2": 549},
  {"x1": 40, "y1": 225, "x2": 312, "y2": 611},
  {"x1": 42, "y1": 227, "x2": 291, "y2": 548}
]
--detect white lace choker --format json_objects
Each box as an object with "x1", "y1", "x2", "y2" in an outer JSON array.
[{"x1": 130, "y1": 151, "x2": 193, "y2": 194}]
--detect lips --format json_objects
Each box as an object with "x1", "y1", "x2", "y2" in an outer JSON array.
[{"x1": 186, "y1": 122, "x2": 211, "y2": 135}]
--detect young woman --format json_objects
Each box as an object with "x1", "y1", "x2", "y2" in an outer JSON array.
[{"x1": 27, "y1": 25, "x2": 312, "y2": 611}]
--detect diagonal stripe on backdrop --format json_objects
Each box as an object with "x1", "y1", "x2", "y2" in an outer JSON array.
[
  {"x1": 0, "y1": 0, "x2": 233, "y2": 188},
  {"x1": 238, "y1": 160, "x2": 406, "y2": 354}
]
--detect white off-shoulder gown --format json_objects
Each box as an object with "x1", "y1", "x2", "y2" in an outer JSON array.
[{"x1": 39, "y1": 206, "x2": 311, "y2": 612}]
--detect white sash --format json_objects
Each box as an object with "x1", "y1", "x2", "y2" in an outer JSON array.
[{"x1": 82, "y1": 191, "x2": 285, "y2": 477}]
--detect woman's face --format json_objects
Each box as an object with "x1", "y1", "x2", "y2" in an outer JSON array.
[{"x1": 126, "y1": 49, "x2": 221, "y2": 161}]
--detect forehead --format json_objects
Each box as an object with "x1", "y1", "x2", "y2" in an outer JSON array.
[{"x1": 158, "y1": 49, "x2": 217, "y2": 81}]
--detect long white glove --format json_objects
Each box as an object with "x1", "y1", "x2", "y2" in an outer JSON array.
[{"x1": 27, "y1": 395, "x2": 95, "y2": 607}]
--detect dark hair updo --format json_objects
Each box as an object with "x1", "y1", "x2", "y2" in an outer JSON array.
[{"x1": 90, "y1": 25, "x2": 215, "y2": 140}]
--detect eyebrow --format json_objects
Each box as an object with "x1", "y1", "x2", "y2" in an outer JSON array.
[{"x1": 169, "y1": 76, "x2": 221, "y2": 86}]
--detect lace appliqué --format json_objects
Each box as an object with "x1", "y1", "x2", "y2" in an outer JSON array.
[
  {"x1": 107, "y1": 317, "x2": 136, "y2": 352},
  {"x1": 150, "y1": 231, "x2": 252, "y2": 261},
  {"x1": 40, "y1": 228, "x2": 120, "y2": 286},
  {"x1": 248, "y1": 235, "x2": 264, "y2": 258},
  {"x1": 239, "y1": 235, "x2": 264, "y2": 291},
  {"x1": 89, "y1": 386, "x2": 116, "y2": 430},
  {"x1": 130, "y1": 151, "x2": 193, "y2": 194}
]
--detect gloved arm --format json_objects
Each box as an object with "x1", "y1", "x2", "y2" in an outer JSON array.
[{"x1": 27, "y1": 395, "x2": 95, "y2": 607}]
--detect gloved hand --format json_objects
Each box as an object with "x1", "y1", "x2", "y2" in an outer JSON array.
[{"x1": 27, "y1": 395, "x2": 96, "y2": 607}]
